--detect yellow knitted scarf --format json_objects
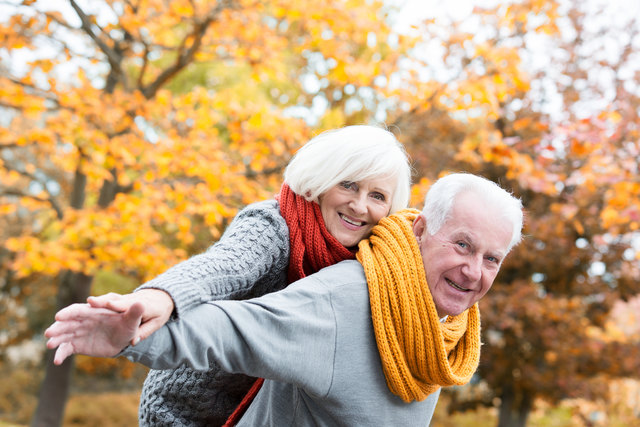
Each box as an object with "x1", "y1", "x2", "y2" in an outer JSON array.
[{"x1": 356, "y1": 209, "x2": 481, "y2": 402}]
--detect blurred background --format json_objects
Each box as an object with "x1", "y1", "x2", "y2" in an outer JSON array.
[{"x1": 1, "y1": 0, "x2": 639, "y2": 425}]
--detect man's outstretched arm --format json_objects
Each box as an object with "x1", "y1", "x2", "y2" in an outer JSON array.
[
  {"x1": 45, "y1": 276, "x2": 337, "y2": 396},
  {"x1": 44, "y1": 302, "x2": 144, "y2": 365}
]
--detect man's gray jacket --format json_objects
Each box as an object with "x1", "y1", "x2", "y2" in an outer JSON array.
[{"x1": 122, "y1": 260, "x2": 440, "y2": 426}]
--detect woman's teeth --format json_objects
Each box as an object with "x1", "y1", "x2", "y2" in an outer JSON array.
[{"x1": 340, "y1": 214, "x2": 364, "y2": 226}]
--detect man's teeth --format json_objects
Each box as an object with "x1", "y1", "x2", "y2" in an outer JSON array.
[
  {"x1": 446, "y1": 279, "x2": 469, "y2": 292},
  {"x1": 340, "y1": 214, "x2": 364, "y2": 226}
]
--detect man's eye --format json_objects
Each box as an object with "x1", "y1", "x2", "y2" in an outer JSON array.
[{"x1": 456, "y1": 241, "x2": 468, "y2": 249}]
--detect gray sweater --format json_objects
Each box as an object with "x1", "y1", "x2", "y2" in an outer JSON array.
[
  {"x1": 123, "y1": 260, "x2": 440, "y2": 426},
  {"x1": 135, "y1": 200, "x2": 290, "y2": 426}
]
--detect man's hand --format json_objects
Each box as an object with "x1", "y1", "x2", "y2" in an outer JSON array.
[
  {"x1": 87, "y1": 289, "x2": 174, "y2": 342},
  {"x1": 44, "y1": 302, "x2": 144, "y2": 365}
]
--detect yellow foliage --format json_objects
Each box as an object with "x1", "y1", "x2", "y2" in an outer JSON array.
[{"x1": 410, "y1": 177, "x2": 431, "y2": 209}]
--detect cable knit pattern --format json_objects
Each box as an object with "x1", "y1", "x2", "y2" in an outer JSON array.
[{"x1": 135, "y1": 200, "x2": 290, "y2": 426}]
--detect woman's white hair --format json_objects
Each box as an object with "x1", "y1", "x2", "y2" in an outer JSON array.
[
  {"x1": 284, "y1": 125, "x2": 411, "y2": 213},
  {"x1": 422, "y1": 173, "x2": 524, "y2": 253}
]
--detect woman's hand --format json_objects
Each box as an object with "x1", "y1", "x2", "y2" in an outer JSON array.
[
  {"x1": 44, "y1": 302, "x2": 144, "y2": 365},
  {"x1": 87, "y1": 289, "x2": 174, "y2": 342}
]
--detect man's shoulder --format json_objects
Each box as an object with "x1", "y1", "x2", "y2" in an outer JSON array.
[{"x1": 310, "y1": 260, "x2": 366, "y2": 289}]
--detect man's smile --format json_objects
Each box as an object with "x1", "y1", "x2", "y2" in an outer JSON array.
[{"x1": 446, "y1": 278, "x2": 470, "y2": 292}]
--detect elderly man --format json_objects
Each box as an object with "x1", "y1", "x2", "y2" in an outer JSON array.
[{"x1": 45, "y1": 173, "x2": 523, "y2": 426}]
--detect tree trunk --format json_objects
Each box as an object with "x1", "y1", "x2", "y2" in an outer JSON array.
[
  {"x1": 497, "y1": 385, "x2": 533, "y2": 427},
  {"x1": 31, "y1": 271, "x2": 93, "y2": 427},
  {"x1": 31, "y1": 161, "x2": 124, "y2": 426}
]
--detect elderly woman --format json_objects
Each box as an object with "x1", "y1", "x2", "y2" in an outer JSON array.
[{"x1": 86, "y1": 125, "x2": 412, "y2": 426}]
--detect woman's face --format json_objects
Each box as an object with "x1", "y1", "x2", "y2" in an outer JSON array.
[{"x1": 318, "y1": 177, "x2": 395, "y2": 248}]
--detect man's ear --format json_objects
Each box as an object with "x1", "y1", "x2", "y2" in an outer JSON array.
[{"x1": 413, "y1": 213, "x2": 427, "y2": 241}]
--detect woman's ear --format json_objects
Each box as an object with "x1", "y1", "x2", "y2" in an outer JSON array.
[{"x1": 412, "y1": 213, "x2": 427, "y2": 243}]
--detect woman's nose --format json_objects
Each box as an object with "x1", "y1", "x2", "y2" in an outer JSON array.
[{"x1": 348, "y1": 194, "x2": 367, "y2": 215}]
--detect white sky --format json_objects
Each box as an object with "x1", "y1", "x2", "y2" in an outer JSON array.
[{"x1": 394, "y1": 0, "x2": 640, "y2": 25}]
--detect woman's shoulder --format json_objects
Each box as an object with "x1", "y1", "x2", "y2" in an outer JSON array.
[
  {"x1": 235, "y1": 199, "x2": 283, "y2": 223},
  {"x1": 242, "y1": 198, "x2": 281, "y2": 214},
  {"x1": 225, "y1": 199, "x2": 287, "y2": 238}
]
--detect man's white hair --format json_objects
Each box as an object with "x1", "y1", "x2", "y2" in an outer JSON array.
[{"x1": 422, "y1": 173, "x2": 524, "y2": 252}]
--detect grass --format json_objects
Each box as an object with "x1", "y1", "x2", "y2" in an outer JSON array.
[
  {"x1": 2, "y1": 387, "x2": 639, "y2": 426},
  {"x1": 62, "y1": 392, "x2": 141, "y2": 427}
]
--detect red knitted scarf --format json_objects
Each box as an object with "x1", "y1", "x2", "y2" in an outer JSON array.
[{"x1": 223, "y1": 183, "x2": 355, "y2": 426}]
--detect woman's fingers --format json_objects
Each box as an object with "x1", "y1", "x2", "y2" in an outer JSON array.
[{"x1": 87, "y1": 293, "x2": 128, "y2": 311}]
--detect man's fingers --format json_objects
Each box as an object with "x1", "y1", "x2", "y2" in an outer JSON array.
[
  {"x1": 46, "y1": 336, "x2": 65, "y2": 350},
  {"x1": 45, "y1": 329, "x2": 80, "y2": 349},
  {"x1": 53, "y1": 342, "x2": 74, "y2": 365},
  {"x1": 45, "y1": 320, "x2": 79, "y2": 338},
  {"x1": 54, "y1": 303, "x2": 90, "y2": 321}
]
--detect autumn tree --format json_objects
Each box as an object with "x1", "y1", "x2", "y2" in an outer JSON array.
[
  {"x1": 392, "y1": 1, "x2": 640, "y2": 426},
  {"x1": 0, "y1": 0, "x2": 417, "y2": 425},
  {"x1": 3, "y1": 0, "x2": 638, "y2": 425}
]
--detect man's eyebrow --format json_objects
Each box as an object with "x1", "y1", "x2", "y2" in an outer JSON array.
[
  {"x1": 485, "y1": 244, "x2": 507, "y2": 261},
  {"x1": 453, "y1": 232, "x2": 506, "y2": 259},
  {"x1": 452, "y1": 231, "x2": 474, "y2": 244}
]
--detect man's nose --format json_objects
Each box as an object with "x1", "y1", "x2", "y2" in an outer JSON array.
[{"x1": 462, "y1": 255, "x2": 482, "y2": 282}]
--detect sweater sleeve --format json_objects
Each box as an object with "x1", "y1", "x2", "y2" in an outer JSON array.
[
  {"x1": 135, "y1": 200, "x2": 290, "y2": 317},
  {"x1": 121, "y1": 275, "x2": 337, "y2": 398}
]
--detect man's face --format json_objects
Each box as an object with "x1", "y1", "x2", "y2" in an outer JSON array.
[{"x1": 413, "y1": 191, "x2": 513, "y2": 317}]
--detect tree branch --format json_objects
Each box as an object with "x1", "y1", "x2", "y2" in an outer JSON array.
[
  {"x1": 141, "y1": 0, "x2": 237, "y2": 98},
  {"x1": 141, "y1": 17, "x2": 212, "y2": 99},
  {"x1": 1, "y1": 188, "x2": 64, "y2": 219},
  {"x1": 6, "y1": 77, "x2": 60, "y2": 105},
  {"x1": 137, "y1": 42, "x2": 150, "y2": 88},
  {"x1": 2, "y1": 165, "x2": 65, "y2": 219},
  {"x1": 68, "y1": 0, "x2": 126, "y2": 85}
]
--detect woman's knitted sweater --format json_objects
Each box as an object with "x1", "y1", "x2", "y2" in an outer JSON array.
[{"x1": 135, "y1": 199, "x2": 290, "y2": 426}]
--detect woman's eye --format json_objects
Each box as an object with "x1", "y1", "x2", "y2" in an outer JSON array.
[
  {"x1": 340, "y1": 181, "x2": 354, "y2": 190},
  {"x1": 371, "y1": 192, "x2": 385, "y2": 201}
]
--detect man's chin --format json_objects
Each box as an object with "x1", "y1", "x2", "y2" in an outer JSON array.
[{"x1": 434, "y1": 301, "x2": 468, "y2": 318}]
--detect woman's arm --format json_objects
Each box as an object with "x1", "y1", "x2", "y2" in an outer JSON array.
[
  {"x1": 88, "y1": 200, "x2": 290, "y2": 341},
  {"x1": 138, "y1": 200, "x2": 289, "y2": 310}
]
